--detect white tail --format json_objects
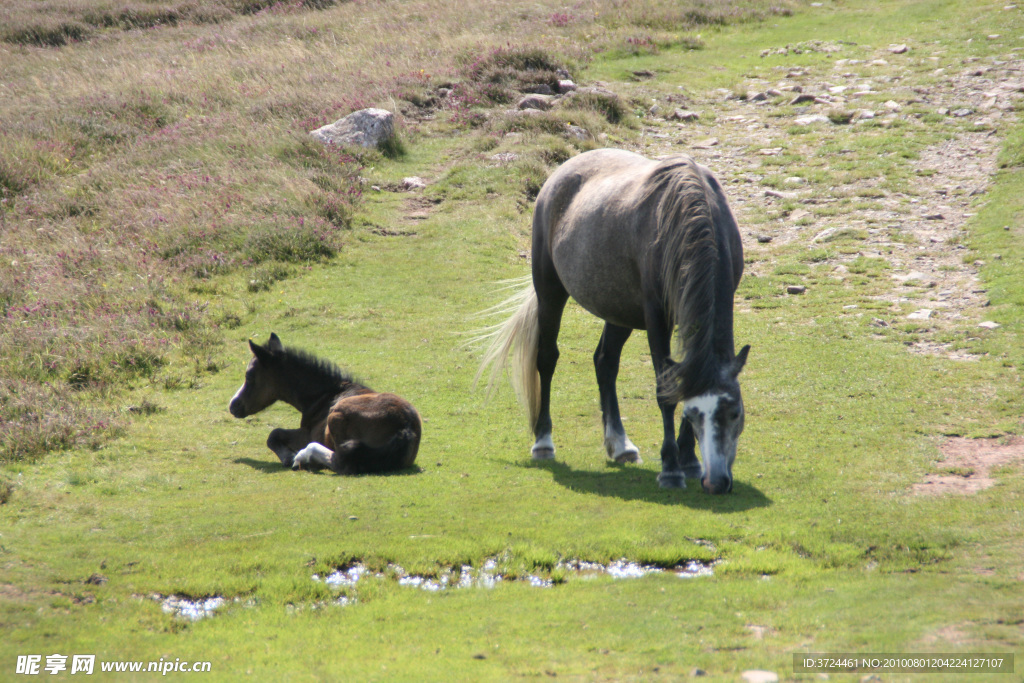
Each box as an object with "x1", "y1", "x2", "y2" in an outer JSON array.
[{"x1": 473, "y1": 277, "x2": 541, "y2": 431}]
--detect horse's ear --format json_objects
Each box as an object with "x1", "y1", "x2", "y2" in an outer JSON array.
[
  {"x1": 267, "y1": 332, "x2": 283, "y2": 353},
  {"x1": 732, "y1": 344, "x2": 750, "y2": 376}
]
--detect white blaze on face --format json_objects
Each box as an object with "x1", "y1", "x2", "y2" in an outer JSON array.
[{"x1": 684, "y1": 392, "x2": 720, "y2": 447}]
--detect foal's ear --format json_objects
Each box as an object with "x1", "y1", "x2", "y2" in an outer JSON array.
[
  {"x1": 249, "y1": 338, "x2": 275, "y2": 364},
  {"x1": 267, "y1": 332, "x2": 283, "y2": 353},
  {"x1": 732, "y1": 344, "x2": 751, "y2": 376}
]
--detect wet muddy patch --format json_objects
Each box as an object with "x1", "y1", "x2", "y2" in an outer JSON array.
[{"x1": 913, "y1": 436, "x2": 1024, "y2": 495}]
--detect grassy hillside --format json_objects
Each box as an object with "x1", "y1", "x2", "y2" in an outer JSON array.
[{"x1": 2, "y1": 0, "x2": 1023, "y2": 680}]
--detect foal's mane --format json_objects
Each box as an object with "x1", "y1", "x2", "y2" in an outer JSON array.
[
  {"x1": 278, "y1": 345, "x2": 358, "y2": 394},
  {"x1": 643, "y1": 156, "x2": 721, "y2": 401}
]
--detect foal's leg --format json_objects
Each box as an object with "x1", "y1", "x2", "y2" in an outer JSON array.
[
  {"x1": 594, "y1": 323, "x2": 641, "y2": 464},
  {"x1": 531, "y1": 280, "x2": 569, "y2": 460},
  {"x1": 643, "y1": 307, "x2": 685, "y2": 489},
  {"x1": 267, "y1": 428, "x2": 311, "y2": 468}
]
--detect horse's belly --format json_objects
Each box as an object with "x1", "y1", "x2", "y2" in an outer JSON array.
[{"x1": 552, "y1": 239, "x2": 647, "y2": 330}]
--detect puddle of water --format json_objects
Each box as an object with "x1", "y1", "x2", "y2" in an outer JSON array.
[
  {"x1": 310, "y1": 557, "x2": 715, "y2": 597},
  {"x1": 159, "y1": 595, "x2": 226, "y2": 621}
]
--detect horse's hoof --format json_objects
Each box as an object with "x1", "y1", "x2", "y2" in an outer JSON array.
[
  {"x1": 531, "y1": 448, "x2": 556, "y2": 461},
  {"x1": 613, "y1": 449, "x2": 642, "y2": 465},
  {"x1": 657, "y1": 472, "x2": 686, "y2": 489}
]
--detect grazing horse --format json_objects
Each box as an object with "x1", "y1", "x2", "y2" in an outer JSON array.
[
  {"x1": 229, "y1": 333, "x2": 421, "y2": 474},
  {"x1": 478, "y1": 149, "x2": 749, "y2": 493}
]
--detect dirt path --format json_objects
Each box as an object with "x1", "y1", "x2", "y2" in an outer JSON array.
[{"x1": 634, "y1": 48, "x2": 1023, "y2": 360}]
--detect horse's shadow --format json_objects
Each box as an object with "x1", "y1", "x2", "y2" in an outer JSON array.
[
  {"x1": 523, "y1": 460, "x2": 772, "y2": 511},
  {"x1": 233, "y1": 457, "x2": 422, "y2": 477}
]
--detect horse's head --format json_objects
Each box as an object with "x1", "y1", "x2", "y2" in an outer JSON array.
[
  {"x1": 228, "y1": 333, "x2": 285, "y2": 419},
  {"x1": 682, "y1": 345, "x2": 750, "y2": 494}
]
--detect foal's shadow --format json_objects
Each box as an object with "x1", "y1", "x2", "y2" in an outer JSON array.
[
  {"x1": 232, "y1": 457, "x2": 422, "y2": 477},
  {"x1": 525, "y1": 460, "x2": 772, "y2": 511}
]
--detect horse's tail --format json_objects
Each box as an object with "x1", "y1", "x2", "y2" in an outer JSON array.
[
  {"x1": 473, "y1": 277, "x2": 541, "y2": 431},
  {"x1": 334, "y1": 425, "x2": 421, "y2": 475},
  {"x1": 648, "y1": 157, "x2": 719, "y2": 404}
]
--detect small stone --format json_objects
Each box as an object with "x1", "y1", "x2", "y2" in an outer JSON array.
[
  {"x1": 952, "y1": 108, "x2": 974, "y2": 117},
  {"x1": 869, "y1": 59, "x2": 889, "y2": 66},
  {"x1": 748, "y1": 91, "x2": 768, "y2": 102},
  {"x1": 883, "y1": 100, "x2": 901, "y2": 111},
  {"x1": 794, "y1": 114, "x2": 830, "y2": 125},
  {"x1": 565, "y1": 125, "x2": 589, "y2": 141},
  {"x1": 691, "y1": 668, "x2": 708, "y2": 677},
  {"x1": 812, "y1": 227, "x2": 838, "y2": 242},
  {"x1": 789, "y1": 93, "x2": 817, "y2": 105},
  {"x1": 937, "y1": 107, "x2": 950, "y2": 116},
  {"x1": 671, "y1": 109, "x2": 700, "y2": 121},
  {"x1": 402, "y1": 177, "x2": 427, "y2": 190},
  {"x1": 788, "y1": 209, "x2": 812, "y2": 222},
  {"x1": 889, "y1": 43, "x2": 909, "y2": 54},
  {"x1": 557, "y1": 79, "x2": 577, "y2": 94},
  {"x1": 85, "y1": 574, "x2": 108, "y2": 585},
  {"x1": 923, "y1": 213, "x2": 944, "y2": 220},
  {"x1": 517, "y1": 94, "x2": 554, "y2": 111},
  {"x1": 741, "y1": 671, "x2": 779, "y2": 683},
  {"x1": 648, "y1": 104, "x2": 663, "y2": 117},
  {"x1": 692, "y1": 137, "x2": 719, "y2": 149},
  {"x1": 756, "y1": 235, "x2": 773, "y2": 243},
  {"x1": 870, "y1": 318, "x2": 889, "y2": 328},
  {"x1": 853, "y1": 109, "x2": 875, "y2": 121},
  {"x1": 348, "y1": 516, "x2": 358, "y2": 521},
  {"x1": 765, "y1": 189, "x2": 798, "y2": 199},
  {"x1": 784, "y1": 176, "x2": 807, "y2": 186},
  {"x1": 979, "y1": 321, "x2": 1001, "y2": 329},
  {"x1": 907, "y1": 309, "x2": 933, "y2": 320},
  {"x1": 787, "y1": 285, "x2": 807, "y2": 295}
]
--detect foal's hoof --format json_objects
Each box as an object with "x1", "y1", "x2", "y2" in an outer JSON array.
[{"x1": 657, "y1": 472, "x2": 687, "y2": 489}]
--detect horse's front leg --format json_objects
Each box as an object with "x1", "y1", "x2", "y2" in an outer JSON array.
[
  {"x1": 644, "y1": 310, "x2": 685, "y2": 489},
  {"x1": 677, "y1": 417, "x2": 702, "y2": 480},
  {"x1": 267, "y1": 428, "x2": 311, "y2": 468},
  {"x1": 594, "y1": 323, "x2": 640, "y2": 464}
]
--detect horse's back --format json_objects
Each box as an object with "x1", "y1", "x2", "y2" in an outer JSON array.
[
  {"x1": 533, "y1": 149, "x2": 664, "y2": 329},
  {"x1": 327, "y1": 392, "x2": 421, "y2": 448}
]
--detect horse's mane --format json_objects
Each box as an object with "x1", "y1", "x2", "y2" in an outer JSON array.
[
  {"x1": 643, "y1": 156, "x2": 720, "y2": 401},
  {"x1": 279, "y1": 345, "x2": 359, "y2": 395}
]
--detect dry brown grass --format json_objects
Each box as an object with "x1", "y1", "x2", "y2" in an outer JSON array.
[{"x1": 0, "y1": 0, "x2": 788, "y2": 460}]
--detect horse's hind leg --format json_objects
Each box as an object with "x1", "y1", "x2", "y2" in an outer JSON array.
[
  {"x1": 532, "y1": 274, "x2": 569, "y2": 460},
  {"x1": 594, "y1": 323, "x2": 641, "y2": 464}
]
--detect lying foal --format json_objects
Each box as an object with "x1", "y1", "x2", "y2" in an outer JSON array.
[{"x1": 228, "y1": 333, "x2": 421, "y2": 474}]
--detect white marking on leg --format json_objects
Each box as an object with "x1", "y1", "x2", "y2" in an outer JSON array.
[
  {"x1": 604, "y1": 423, "x2": 641, "y2": 463},
  {"x1": 293, "y1": 443, "x2": 335, "y2": 470}
]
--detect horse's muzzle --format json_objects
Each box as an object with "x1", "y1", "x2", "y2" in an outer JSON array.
[
  {"x1": 228, "y1": 398, "x2": 246, "y2": 419},
  {"x1": 702, "y1": 475, "x2": 732, "y2": 495}
]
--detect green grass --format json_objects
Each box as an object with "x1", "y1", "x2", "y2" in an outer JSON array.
[{"x1": 2, "y1": 0, "x2": 1024, "y2": 679}]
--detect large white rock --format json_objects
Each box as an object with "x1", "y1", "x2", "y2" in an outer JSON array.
[{"x1": 310, "y1": 108, "x2": 394, "y2": 148}]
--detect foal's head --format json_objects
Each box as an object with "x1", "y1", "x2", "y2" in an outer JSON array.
[
  {"x1": 228, "y1": 333, "x2": 287, "y2": 419},
  {"x1": 681, "y1": 345, "x2": 750, "y2": 495}
]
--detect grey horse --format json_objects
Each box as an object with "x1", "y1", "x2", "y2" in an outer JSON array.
[{"x1": 479, "y1": 149, "x2": 749, "y2": 493}]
